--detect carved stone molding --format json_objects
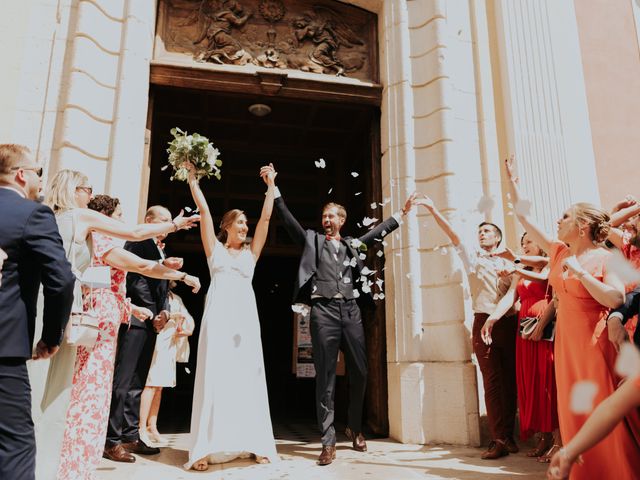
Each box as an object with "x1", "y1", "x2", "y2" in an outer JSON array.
[{"x1": 155, "y1": 0, "x2": 378, "y2": 82}]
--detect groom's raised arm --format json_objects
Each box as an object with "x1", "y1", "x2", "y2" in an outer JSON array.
[
  {"x1": 273, "y1": 188, "x2": 306, "y2": 246},
  {"x1": 357, "y1": 193, "x2": 417, "y2": 247}
]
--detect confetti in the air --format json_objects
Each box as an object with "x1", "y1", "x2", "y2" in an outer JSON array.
[
  {"x1": 476, "y1": 195, "x2": 495, "y2": 215},
  {"x1": 291, "y1": 304, "x2": 309, "y2": 316},
  {"x1": 359, "y1": 253, "x2": 367, "y2": 260},
  {"x1": 343, "y1": 277, "x2": 351, "y2": 284},
  {"x1": 570, "y1": 381, "x2": 598, "y2": 414},
  {"x1": 343, "y1": 257, "x2": 357, "y2": 267},
  {"x1": 370, "y1": 202, "x2": 378, "y2": 209},
  {"x1": 355, "y1": 192, "x2": 362, "y2": 196},
  {"x1": 351, "y1": 172, "x2": 359, "y2": 177},
  {"x1": 361, "y1": 266, "x2": 376, "y2": 276},
  {"x1": 362, "y1": 217, "x2": 379, "y2": 227},
  {"x1": 315, "y1": 158, "x2": 326, "y2": 169},
  {"x1": 515, "y1": 199, "x2": 532, "y2": 216},
  {"x1": 184, "y1": 206, "x2": 192, "y2": 213},
  {"x1": 185, "y1": 367, "x2": 191, "y2": 374},
  {"x1": 376, "y1": 250, "x2": 384, "y2": 257},
  {"x1": 328, "y1": 187, "x2": 333, "y2": 194},
  {"x1": 161, "y1": 165, "x2": 169, "y2": 171},
  {"x1": 353, "y1": 290, "x2": 360, "y2": 298},
  {"x1": 615, "y1": 343, "x2": 640, "y2": 378},
  {"x1": 607, "y1": 250, "x2": 640, "y2": 285}
]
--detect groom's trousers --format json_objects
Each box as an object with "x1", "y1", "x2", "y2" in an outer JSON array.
[{"x1": 310, "y1": 298, "x2": 368, "y2": 446}]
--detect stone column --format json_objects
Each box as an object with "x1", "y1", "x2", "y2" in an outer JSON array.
[{"x1": 385, "y1": 0, "x2": 497, "y2": 446}]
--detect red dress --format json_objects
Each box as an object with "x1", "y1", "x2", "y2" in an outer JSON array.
[
  {"x1": 549, "y1": 241, "x2": 640, "y2": 480},
  {"x1": 57, "y1": 233, "x2": 131, "y2": 480},
  {"x1": 515, "y1": 278, "x2": 558, "y2": 440}
]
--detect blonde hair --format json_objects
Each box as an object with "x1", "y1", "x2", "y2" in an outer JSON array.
[
  {"x1": 0, "y1": 144, "x2": 31, "y2": 177},
  {"x1": 145, "y1": 205, "x2": 171, "y2": 221},
  {"x1": 218, "y1": 209, "x2": 245, "y2": 244},
  {"x1": 45, "y1": 169, "x2": 89, "y2": 213},
  {"x1": 571, "y1": 202, "x2": 611, "y2": 244},
  {"x1": 322, "y1": 202, "x2": 347, "y2": 220}
]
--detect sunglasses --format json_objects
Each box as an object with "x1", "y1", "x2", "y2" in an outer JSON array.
[
  {"x1": 76, "y1": 186, "x2": 93, "y2": 195},
  {"x1": 11, "y1": 165, "x2": 43, "y2": 177}
]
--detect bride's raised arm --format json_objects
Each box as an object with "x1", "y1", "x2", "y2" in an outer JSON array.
[
  {"x1": 187, "y1": 163, "x2": 217, "y2": 258},
  {"x1": 251, "y1": 163, "x2": 276, "y2": 260}
]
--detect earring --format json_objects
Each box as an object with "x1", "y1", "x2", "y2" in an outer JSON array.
[{"x1": 579, "y1": 229, "x2": 585, "y2": 238}]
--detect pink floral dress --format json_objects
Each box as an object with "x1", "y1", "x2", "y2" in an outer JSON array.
[{"x1": 57, "y1": 233, "x2": 131, "y2": 480}]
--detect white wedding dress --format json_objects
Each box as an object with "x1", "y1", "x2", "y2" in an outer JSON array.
[{"x1": 185, "y1": 241, "x2": 278, "y2": 468}]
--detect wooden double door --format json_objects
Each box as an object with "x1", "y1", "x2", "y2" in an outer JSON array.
[{"x1": 146, "y1": 76, "x2": 389, "y2": 436}]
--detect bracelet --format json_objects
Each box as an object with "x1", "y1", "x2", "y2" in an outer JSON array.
[{"x1": 179, "y1": 272, "x2": 187, "y2": 282}]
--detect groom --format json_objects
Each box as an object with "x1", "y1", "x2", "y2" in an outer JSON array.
[{"x1": 265, "y1": 164, "x2": 416, "y2": 465}]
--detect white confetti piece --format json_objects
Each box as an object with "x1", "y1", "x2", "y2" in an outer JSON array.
[
  {"x1": 381, "y1": 197, "x2": 391, "y2": 205},
  {"x1": 359, "y1": 253, "x2": 366, "y2": 260},
  {"x1": 161, "y1": 165, "x2": 169, "y2": 171},
  {"x1": 355, "y1": 192, "x2": 362, "y2": 196},
  {"x1": 343, "y1": 277, "x2": 351, "y2": 284},
  {"x1": 361, "y1": 283, "x2": 371, "y2": 293},
  {"x1": 370, "y1": 202, "x2": 377, "y2": 209},
  {"x1": 440, "y1": 247, "x2": 447, "y2": 255},
  {"x1": 382, "y1": 240, "x2": 388, "y2": 247},
  {"x1": 328, "y1": 187, "x2": 333, "y2": 194},
  {"x1": 406, "y1": 272, "x2": 413, "y2": 279},
  {"x1": 343, "y1": 257, "x2": 357, "y2": 267},
  {"x1": 570, "y1": 381, "x2": 598, "y2": 414},
  {"x1": 352, "y1": 289, "x2": 360, "y2": 298},
  {"x1": 185, "y1": 367, "x2": 191, "y2": 374},
  {"x1": 607, "y1": 250, "x2": 640, "y2": 285},
  {"x1": 357, "y1": 222, "x2": 362, "y2": 228},
  {"x1": 376, "y1": 250, "x2": 384, "y2": 257},
  {"x1": 615, "y1": 343, "x2": 640, "y2": 378},
  {"x1": 476, "y1": 195, "x2": 495, "y2": 215},
  {"x1": 184, "y1": 206, "x2": 192, "y2": 213},
  {"x1": 312, "y1": 285, "x2": 318, "y2": 293},
  {"x1": 373, "y1": 292, "x2": 385, "y2": 300},
  {"x1": 291, "y1": 304, "x2": 309, "y2": 316},
  {"x1": 381, "y1": 230, "x2": 387, "y2": 236},
  {"x1": 315, "y1": 158, "x2": 326, "y2": 169},
  {"x1": 361, "y1": 266, "x2": 376, "y2": 276},
  {"x1": 362, "y1": 217, "x2": 379, "y2": 227},
  {"x1": 351, "y1": 172, "x2": 359, "y2": 177},
  {"x1": 515, "y1": 199, "x2": 532, "y2": 216}
]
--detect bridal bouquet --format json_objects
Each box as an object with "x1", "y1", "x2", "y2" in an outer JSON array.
[{"x1": 166, "y1": 127, "x2": 222, "y2": 182}]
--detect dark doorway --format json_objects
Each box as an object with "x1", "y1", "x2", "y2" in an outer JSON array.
[{"x1": 146, "y1": 85, "x2": 388, "y2": 436}]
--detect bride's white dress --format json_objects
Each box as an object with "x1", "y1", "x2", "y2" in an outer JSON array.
[{"x1": 185, "y1": 241, "x2": 278, "y2": 468}]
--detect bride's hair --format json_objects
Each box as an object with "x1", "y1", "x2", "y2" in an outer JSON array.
[
  {"x1": 45, "y1": 169, "x2": 90, "y2": 213},
  {"x1": 217, "y1": 209, "x2": 245, "y2": 243}
]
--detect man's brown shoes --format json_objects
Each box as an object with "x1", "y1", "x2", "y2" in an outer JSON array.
[
  {"x1": 317, "y1": 445, "x2": 336, "y2": 466},
  {"x1": 345, "y1": 427, "x2": 367, "y2": 452},
  {"x1": 481, "y1": 440, "x2": 509, "y2": 460},
  {"x1": 103, "y1": 444, "x2": 135, "y2": 463}
]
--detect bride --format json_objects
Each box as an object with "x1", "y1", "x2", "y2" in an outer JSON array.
[{"x1": 184, "y1": 162, "x2": 279, "y2": 471}]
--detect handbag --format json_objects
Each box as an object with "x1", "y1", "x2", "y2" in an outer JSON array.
[
  {"x1": 64, "y1": 211, "x2": 104, "y2": 348},
  {"x1": 519, "y1": 284, "x2": 556, "y2": 342}
]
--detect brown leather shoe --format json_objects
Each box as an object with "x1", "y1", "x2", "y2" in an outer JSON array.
[
  {"x1": 121, "y1": 439, "x2": 160, "y2": 455},
  {"x1": 504, "y1": 437, "x2": 519, "y2": 454},
  {"x1": 345, "y1": 427, "x2": 367, "y2": 452},
  {"x1": 103, "y1": 444, "x2": 136, "y2": 463},
  {"x1": 481, "y1": 440, "x2": 509, "y2": 460},
  {"x1": 317, "y1": 445, "x2": 336, "y2": 466}
]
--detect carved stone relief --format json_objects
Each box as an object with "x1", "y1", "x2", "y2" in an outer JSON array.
[{"x1": 157, "y1": 0, "x2": 377, "y2": 81}]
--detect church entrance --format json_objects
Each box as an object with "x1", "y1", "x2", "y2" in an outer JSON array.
[{"x1": 145, "y1": 82, "x2": 388, "y2": 439}]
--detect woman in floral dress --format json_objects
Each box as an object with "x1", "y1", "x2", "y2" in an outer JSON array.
[{"x1": 56, "y1": 199, "x2": 201, "y2": 480}]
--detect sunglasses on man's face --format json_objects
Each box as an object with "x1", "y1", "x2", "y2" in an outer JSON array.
[{"x1": 11, "y1": 166, "x2": 43, "y2": 177}]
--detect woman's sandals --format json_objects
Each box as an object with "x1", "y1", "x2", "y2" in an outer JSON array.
[{"x1": 191, "y1": 458, "x2": 209, "y2": 471}]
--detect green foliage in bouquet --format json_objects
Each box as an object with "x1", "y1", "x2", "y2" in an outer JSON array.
[{"x1": 166, "y1": 127, "x2": 222, "y2": 182}]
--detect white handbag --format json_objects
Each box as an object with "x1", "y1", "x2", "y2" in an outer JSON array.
[{"x1": 64, "y1": 211, "x2": 105, "y2": 348}]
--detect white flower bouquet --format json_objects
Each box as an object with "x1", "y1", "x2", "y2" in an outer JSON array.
[{"x1": 165, "y1": 127, "x2": 222, "y2": 182}]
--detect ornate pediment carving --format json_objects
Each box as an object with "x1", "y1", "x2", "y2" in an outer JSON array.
[{"x1": 156, "y1": 0, "x2": 378, "y2": 82}]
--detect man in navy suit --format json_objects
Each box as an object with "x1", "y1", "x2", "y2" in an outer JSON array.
[
  {"x1": 0, "y1": 144, "x2": 75, "y2": 480},
  {"x1": 266, "y1": 164, "x2": 416, "y2": 465}
]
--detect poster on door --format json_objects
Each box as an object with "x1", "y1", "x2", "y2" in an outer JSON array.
[{"x1": 292, "y1": 304, "x2": 344, "y2": 378}]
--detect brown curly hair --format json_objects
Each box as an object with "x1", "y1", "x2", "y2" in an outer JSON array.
[{"x1": 88, "y1": 194, "x2": 120, "y2": 217}]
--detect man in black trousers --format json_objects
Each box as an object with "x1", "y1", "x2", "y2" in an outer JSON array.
[
  {"x1": 266, "y1": 164, "x2": 416, "y2": 465},
  {"x1": 0, "y1": 144, "x2": 75, "y2": 480},
  {"x1": 104, "y1": 205, "x2": 182, "y2": 462}
]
